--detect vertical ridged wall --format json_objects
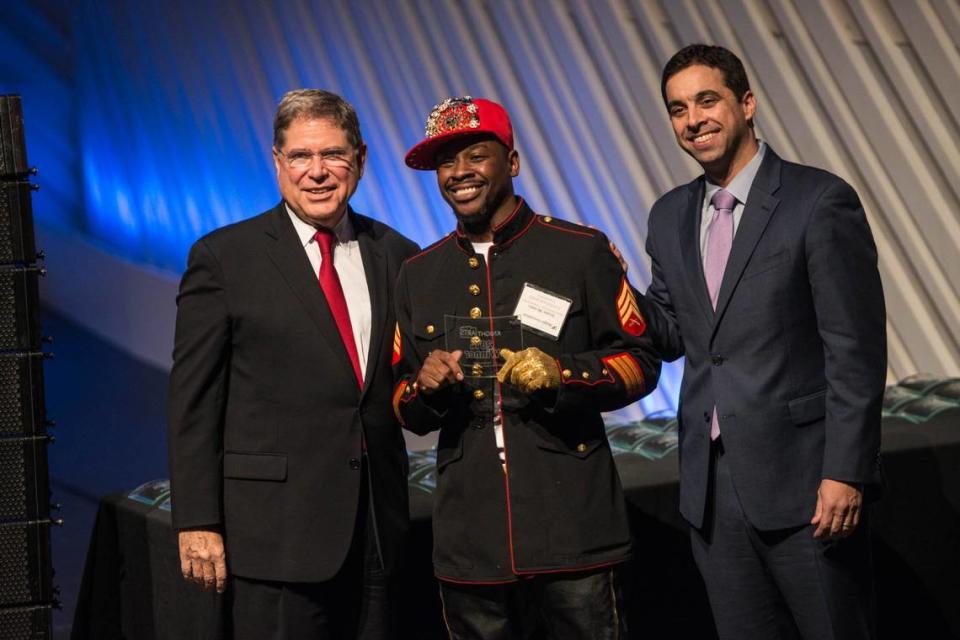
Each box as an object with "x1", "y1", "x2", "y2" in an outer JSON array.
[{"x1": 2, "y1": 0, "x2": 958, "y2": 414}]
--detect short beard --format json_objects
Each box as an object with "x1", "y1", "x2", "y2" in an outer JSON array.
[
  {"x1": 455, "y1": 204, "x2": 497, "y2": 236},
  {"x1": 452, "y1": 186, "x2": 511, "y2": 237}
]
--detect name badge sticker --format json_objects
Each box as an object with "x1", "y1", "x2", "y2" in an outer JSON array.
[{"x1": 513, "y1": 283, "x2": 573, "y2": 340}]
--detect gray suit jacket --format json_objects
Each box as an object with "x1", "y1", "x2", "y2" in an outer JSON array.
[{"x1": 643, "y1": 148, "x2": 886, "y2": 530}]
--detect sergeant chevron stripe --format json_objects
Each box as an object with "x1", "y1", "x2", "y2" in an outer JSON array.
[
  {"x1": 391, "y1": 322, "x2": 402, "y2": 366},
  {"x1": 616, "y1": 278, "x2": 646, "y2": 336}
]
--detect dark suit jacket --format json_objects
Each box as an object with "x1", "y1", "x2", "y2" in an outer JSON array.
[
  {"x1": 643, "y1": 148, "x2": 886, "y2": 530},
  {"x1": 167, "y1": 203, "x2": 419, "y2": 582}
]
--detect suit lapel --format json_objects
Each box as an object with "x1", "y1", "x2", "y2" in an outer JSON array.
[
  {"x1": 354, "y1": 212, "x2": 389, "y2": 399},
  {"x1": 711, "y1": 150, "x2": 782, "y2": 337},
  {"x1": 678, "y1": 177, "x2": 714, "y2": 324},
  {"x1": 263, "y1": 204, "x2": 360, "y2": 395}
]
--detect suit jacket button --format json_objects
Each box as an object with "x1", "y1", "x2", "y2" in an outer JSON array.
[
  {"x1": 711, "y1": 355, "x2": 724, "y2": 366},
  {"x1": 349, "y1": 458, "x2": 361, "y2": 470},
  {"x1": 704, "y1": 412, "x2": 711, "y2": 422}
]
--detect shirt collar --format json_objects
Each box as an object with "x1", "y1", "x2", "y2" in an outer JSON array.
[
  {"x1": 704, "y1": 141, "x2": 767, "y2": 206},
  {"x1": 285, "y1": 204, "x2": 356, "y2": 248}
]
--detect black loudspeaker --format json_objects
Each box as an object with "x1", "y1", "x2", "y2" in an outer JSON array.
[
  {"x1": 0, "y1": 604, "x2": 52, "y2": 640},
  {"x1": 0, "y1": 353, "x2": 47, "y2": 436},
  {"x1": 0, "y1": 94, "x2": 55, "y2": 637},
  {"x1": 0, "y1": 182, "x2": 39, "y2": 264},
  {"x1": 0, "y1": 266, "x2": 42, "y2": 351},
  {"x1": 0, "y1": 95, "x2": 29, "y2": 179}
]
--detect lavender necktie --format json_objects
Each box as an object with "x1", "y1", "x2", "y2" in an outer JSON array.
[{"x1": 704, "y1": 188, "x2": 736, "y2": 440}]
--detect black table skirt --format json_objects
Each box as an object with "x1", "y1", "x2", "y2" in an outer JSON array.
[{"x1": 72, "y1": 414, "x2": 960, "y2": 640}]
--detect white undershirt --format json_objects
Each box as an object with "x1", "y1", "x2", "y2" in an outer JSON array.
[{"x1": 287, "y1": 205, "x2": 372, "y2": 380}]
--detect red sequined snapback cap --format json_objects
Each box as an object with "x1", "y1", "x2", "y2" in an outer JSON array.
[{"x1": 404, "y1": 96, "x2": 514, "y2": 170}]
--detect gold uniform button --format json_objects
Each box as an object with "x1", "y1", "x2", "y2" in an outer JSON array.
[
  {"x1": 468, "y1": 284, "x2": 481, "y2": 296},
  {"x1": 471, "y1": 364, "x2": 484, "y2": 376},
  {"x1": 473, "y1": 389, "x2": 485, "y2": 400},
  {"x1": 581, "y1": 371, "x2": 591, "y2": 379},
  {"x1": 543, "y1": 216, "x2": 553, "y2": 223},
  {"x1": 576, "y1": 443, "x2": 587, "y2": 453},
  {"x1": 469, "y1": 307, "x2": 482, "y2": 319},
  {"x1": 562, "y1": 369, "x2": 572, "y2": 379},
  {"x1": 470, "y1": 335, "x2": 482, "y2": 347},
  {"x1": 426, "y1": 324, "x2": 435, "y2": 335},
  {"x1": 602, "y1": 368, "x2": 609, "y2": 375},
  {"x1": 468, "y1": 257, "x2": 480, "y2": 269}
]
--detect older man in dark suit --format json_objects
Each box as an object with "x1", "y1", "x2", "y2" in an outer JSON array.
[
  {"x1": 642, "y1": 45, "x2": 886, "y2": 639},
  {"x1": 167, "y1": 89, "x2": 418, "y2": 639}
]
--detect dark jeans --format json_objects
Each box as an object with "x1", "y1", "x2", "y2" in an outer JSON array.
[
  {"x1": 229, "y1": 469, "x2": 392, "y2": 639},
  {"x1": 692, "y1": 438, "x2": 876, "y2": 640},
  {"x1": 439, "y1": 567, "x2": 627, "y2": 640}
]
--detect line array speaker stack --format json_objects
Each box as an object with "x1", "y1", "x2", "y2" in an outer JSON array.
[{"x1": 0, "y1": 94, "x2": 59, "y2": 639}]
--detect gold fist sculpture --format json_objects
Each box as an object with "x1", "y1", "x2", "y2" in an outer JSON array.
[{"x1": 497, "y1": 347, "x2": 561, "y2": 394}]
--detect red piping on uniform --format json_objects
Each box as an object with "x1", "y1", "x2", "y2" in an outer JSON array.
[
  {"x1": 436, "y1": 574, "x2": 520, "y2": 585},
  {"x1": 483, "y1": 244, "x2": 519, "y2": 575},
  {"x1": 557, "y1": 356, "x2": 616, "y2": 388},
  {"x1": 496, "y1": 211, "x2": 537, "y2": 251},
  {"x1": 393, "y1": 379, "x2": 417, "y2": 426},
  {"x1": 563, "y1": 376, "x2": 615, "y2": 387},
  {"x1": 515, "y1": 557, "x2": 627, "y2": 576},
  {"x1": 491, "y1": 197, "x2": 525, "y2": 234},
  {"x1": 537, "y1": 217, "x2": 596, "y2": 238},
  {"x1": 454, "y1": 197, "x2": 524, "y2": 243}
]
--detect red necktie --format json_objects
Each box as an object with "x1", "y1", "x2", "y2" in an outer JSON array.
[{"x1": 314, "y1": 229, "x2": 363, "y2": 389}]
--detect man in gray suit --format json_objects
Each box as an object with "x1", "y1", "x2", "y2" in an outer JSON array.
[{"x1": 642, "y1": 44, "x2": 885, "y2": 639}]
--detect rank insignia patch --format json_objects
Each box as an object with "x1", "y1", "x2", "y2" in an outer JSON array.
[
  {"x1": 391, "y1": 322, "x2": 402, "y2": 366},
  {"x1": 617, "y1": 278, "x2": 646, "y2": 336}
]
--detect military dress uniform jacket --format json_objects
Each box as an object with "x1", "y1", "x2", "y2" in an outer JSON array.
[{"x1": 392, "y1": 199, "x2": 661, "y2": 583}]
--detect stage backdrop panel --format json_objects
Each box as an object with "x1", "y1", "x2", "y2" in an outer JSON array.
[{"x1": 2, "y1": 0, "x2": 959, "y2": 409}]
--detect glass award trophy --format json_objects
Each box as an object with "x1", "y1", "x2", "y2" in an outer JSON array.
[{"x1": 444, "y1": 314, "x2": 525, "y2": 379}]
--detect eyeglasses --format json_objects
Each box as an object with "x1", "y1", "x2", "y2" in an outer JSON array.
[{"x1": 276, "y1": 147, "x2": 357, "y2": 171}]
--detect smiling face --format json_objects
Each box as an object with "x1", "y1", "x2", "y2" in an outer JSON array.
[
  {"x1": 434, "y1": 136, "x2": 519, "y2": 240},
  {"x1": 665, "y1": 64, "x2": 758, "y2": 186},
  {"x1": 273, "y1": 116, "x2": 366, "y2": 229}
]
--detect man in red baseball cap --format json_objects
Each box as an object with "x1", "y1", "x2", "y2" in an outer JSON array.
[{"x1": 392, "y1": 96, "x2": 661, "y2": 638}]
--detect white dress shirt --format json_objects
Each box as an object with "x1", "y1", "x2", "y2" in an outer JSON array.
[{"x1": 287, "y1": 205, "x2": 372, "y2": 381}]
